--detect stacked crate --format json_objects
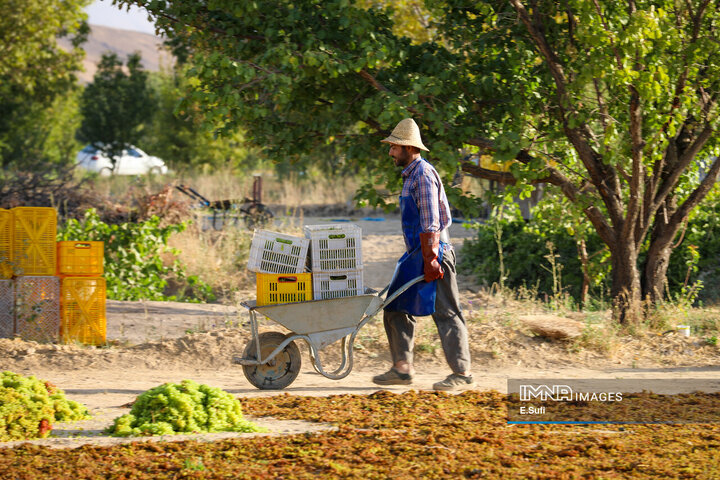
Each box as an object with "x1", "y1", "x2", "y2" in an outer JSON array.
[
  {"x1": 14, "y1": 276, "x2": 60, "y2": 343},
  {"x1": 10, "y1": 207, "x2": 60, "y2": 343},
  {"x1": 0, "y1": 209, "x2": 13, "y2": 337},
  {"x1": 0, "y1": 209, "x2": 12, "y2": 279},
  {"x1": 0, "y1": 279, "x2": 12, "y2": 339},
  {"x1": 304, "y1": 224, "x2": 363, "y2": 300},
  {"x1": 57, "y1": 241, "x2": 106, "y2": 345},
  {"x1": 0, "y1": 207, "x2": 106, "y2": 345},
  {"x1": 247, "y1": 229, "x2": 312, "y2": 305}
]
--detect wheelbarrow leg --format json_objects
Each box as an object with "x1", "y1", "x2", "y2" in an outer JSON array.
[
  {"x1": 308, "y1": 335, "x2": 353, "y2": 377},
  {"x1": 304, "y1": 326, "x2": 365, "y2": 380}
]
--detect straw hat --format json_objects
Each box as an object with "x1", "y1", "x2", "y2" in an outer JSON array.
[{"x1": 381, "y1": 118, "x2": 429, "y2": 151}]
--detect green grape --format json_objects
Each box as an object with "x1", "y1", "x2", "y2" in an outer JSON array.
[
  {"x1": 107, "y1": 380, "x2": 266, "y2": 437},
  {"x1": 0, "y1": 371, "x2": 91, "y2": 441}
]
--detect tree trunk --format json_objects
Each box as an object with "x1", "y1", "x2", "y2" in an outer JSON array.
[
  {"x1": 576, "y1": 239, "x2": 590, "y2": 311},
  {"x1": 609, "y1": 236, "x2": 642, "y2": 324},
  {"x1": 643, "y1": 212, "x2": 677, "y2": 303},
  {"x1": 643, "y1": 191, "x2": 689, "y2": 303},
  {"x1": 643, "y1": 239, "x2": 673, "y2": 304}
]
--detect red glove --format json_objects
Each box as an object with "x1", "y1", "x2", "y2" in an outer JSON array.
[{"x1": 419, "y1": 232, "x2": 444, "y2": 282}]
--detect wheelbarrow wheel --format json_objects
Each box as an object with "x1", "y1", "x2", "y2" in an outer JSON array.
[{"x1": 242, "y1": 332, "x2": 301, "y2": 390}]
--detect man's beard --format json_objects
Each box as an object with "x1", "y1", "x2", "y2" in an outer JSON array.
[{"x1": 394, "y1": 149, "x2": 410, "y2": 167}]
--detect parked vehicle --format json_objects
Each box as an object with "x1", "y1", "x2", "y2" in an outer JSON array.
[{"x1": 76, "y1": 144, "x2": 168, "y2": 176}]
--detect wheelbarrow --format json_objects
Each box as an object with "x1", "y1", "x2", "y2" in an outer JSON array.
[{"x1": 235, "y1": 275, "x2": 425, "y2": 389}]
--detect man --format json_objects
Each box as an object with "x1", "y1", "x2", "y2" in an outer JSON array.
[{"x1": 372, "y1": 118, "x2": 474, "y2": 391}]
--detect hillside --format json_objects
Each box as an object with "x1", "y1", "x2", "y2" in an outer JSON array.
[{"x1": 59, "y1": 24, "x2": 172, "y2": 83}]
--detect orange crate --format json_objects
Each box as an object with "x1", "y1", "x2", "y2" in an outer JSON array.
[
  {"x1": 0, "y1": 279, "x2": 13, "y2": 338},
  {"x1": 12, "y1": 207, "x2": 57, "y2": 276},
  {"x1": 60, "y1": 277, "x2": 106, "y2": 345},
  {"x1": 15, "y1": 276, "x2": 60, "y2": 343},
  {"x1": 57, "y1": 241, "x2": 104, "y2": 276},
  {"x1": 256, "y1": 272, "x2": 312, "y2": 306},
  {"x1": 0, "y1": 209, "x2": 12, "y2": 279}
]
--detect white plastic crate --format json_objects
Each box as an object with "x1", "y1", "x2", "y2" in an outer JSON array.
[
  {"x1": 15, "y1": 276, "x2": 60, "y2": 343},
  {"x1": 247, "y1": 229, "x2": 310, "y2": 274},
  {"x1": 312, "y1": 270, "x2": 363, "y2": 300},
  {"x1": 304, "y1": 224, "x2": 363, "y2": 272},
  {"x1": 0, "y1": 280, "x2": 13, "y2": 338}
]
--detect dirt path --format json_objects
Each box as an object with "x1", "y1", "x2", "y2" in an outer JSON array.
[{"x1": 1, "y1": 215, "x2": 718, "y2": 448}]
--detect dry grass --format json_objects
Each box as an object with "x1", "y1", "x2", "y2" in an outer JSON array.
[
  {"x1": 174, "y1": 168, "x2": 361, "y2": 210},
  {"x1": 83, "y1": 167, "x2": 361, "y2": 212},
  {"x1": 88, "y1": 169, "x2": 363, "y2": 303},
  {"x1": 267, "y1": 173, "x2": 360, "y2": 209},
  {"x1": 645, "y1": 303, "x2": 720, "y2": 339},
  {"x1": 168, "y1": 171, "x2": 363, "y2": 303}
]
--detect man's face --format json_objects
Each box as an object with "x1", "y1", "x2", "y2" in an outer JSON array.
[{"x1": 389, "y1": 144, "x2": 412, "y2": 168}]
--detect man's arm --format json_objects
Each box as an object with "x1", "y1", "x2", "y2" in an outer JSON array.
[
  {"x1": 413, "y1": 168, "x2": 442, "y2": 233},
  {"x1": 413, "y1": 167, "x2": 444, "y2": 282}
]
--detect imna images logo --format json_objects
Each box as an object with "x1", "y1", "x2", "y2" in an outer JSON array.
[
  {"x1": 519, "y1": 384, "x2": 573, "y2": 401},
  {"x1": 519, "y1": 384, "x2": 623, "y2": 402}
]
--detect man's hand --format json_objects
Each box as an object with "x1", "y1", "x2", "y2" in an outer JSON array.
[{"x1": 419, "y1": 231, "x2": 444, "y2": 282}]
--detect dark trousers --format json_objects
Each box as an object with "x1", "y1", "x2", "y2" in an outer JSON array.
[{"x1": 383, "y1": 246, "x2": 471, "y2": 374}]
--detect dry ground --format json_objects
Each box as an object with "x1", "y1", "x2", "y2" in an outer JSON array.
[{"x1": 1, "y1": 216, "x2": 718, "y2": 449}]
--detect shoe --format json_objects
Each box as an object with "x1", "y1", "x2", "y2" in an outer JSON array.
[
  {"x1": 433, "y1": 373, "x2": 474, "y2": 391},
  {"x1": 372, "y1": 368, "x2": 413, "y2": 385}
]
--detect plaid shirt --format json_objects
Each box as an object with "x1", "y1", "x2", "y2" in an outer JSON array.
[{"x1": 401, "y1": 158, "x2": 451, "y2": 233}]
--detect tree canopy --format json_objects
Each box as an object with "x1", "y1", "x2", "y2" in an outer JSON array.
[
  {"x1": 78, "y1": 52, "x2": 156, "y2": 166},
  {"x1": 123, "y1": 0, "x2": 720, "y2": 321},
  {"x1": 0, "y1": 0, "x2": 89, "y2": 168},
  {"x1": 143, "y1": 65, "x2": 264, "y2": 173}
]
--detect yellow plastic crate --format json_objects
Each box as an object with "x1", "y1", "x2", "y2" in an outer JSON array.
[
  {"x1": 57, "y1": 241, "x2": 104, "y2": 276},
  {"x1": 0, "y1": 209, "x2": 12, "y2": 279},
  {"x1": 12, "y1": 207, "x2": 57, "y2": 276},
  {"x1": 256, "y1": 272, "x2": 312, "y2": 306},
  {"x1": 15, "y1": 276, "x2": 60, "y2": 343},
  {"x1": 60, "y1": 277, "x2": 106, "y2": 345}
]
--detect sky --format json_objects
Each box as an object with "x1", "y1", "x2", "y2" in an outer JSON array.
[{"x1": 85, "y1": 0, "x2": 157, "y2": 35}]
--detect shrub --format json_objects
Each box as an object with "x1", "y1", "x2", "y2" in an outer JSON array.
[
  {"x1": 57, "y1": 208, "x2": 214, "y2": 302},
  {"x1": 666, "y1": 188, "x2": 720, "y2": 304},
  {"x1": 461, "y1": 188, "x2": 720, "y2": 307},
  {"x1": 459, "y1": 216, "x2": 609, "y2": 303},
  {"x1": 107, "y1": 380, "x2": 265, "y2": 437},
  {"x1": 0, "y1": 371, "x2": 90, "y2": 441}
]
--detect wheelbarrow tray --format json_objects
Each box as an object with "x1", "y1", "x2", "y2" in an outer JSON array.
[{"x1": 242, "y1": 290, "x2": 381, "y2": 335}]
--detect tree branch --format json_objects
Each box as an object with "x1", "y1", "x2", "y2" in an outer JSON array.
[
  {"x1": 591, "y1": 0, "x2": 624, "y2": 69},
  {"x1": 593, "y1": 78, "x2": 609, "y2": 131},
  {"x1": 647, "y1": 0, "x2": 708, "y2": 206},
  {"x1": 460, "y1": 162, "x2": 516, "y2": 185},
  {"x1": 651, "y1": 122, "x2": 713, "y2": 218},
  {"x1": 626, "y1": 85, "x2": 645, "y2": 244},
  {"x1": 667, "y1": 152, "x2": 720, "y2": 231},
  {"x1": 510, "y1": 0, "x2": 624, "y2": 228},
  {"x1": 128, "y1": 2, "x2": 267, "y2": 42},
  {"x1": 357, "y1": 69, "x2": 391, "y2": 93},
  {"x1": 461, "y1": 142, "x2": 616, "y2": 245}
]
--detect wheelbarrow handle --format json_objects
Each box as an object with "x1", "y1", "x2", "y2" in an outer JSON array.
[
  {"x1": 377, "y1": 275, "x2": 425, "y2": 312},
  {"x1": 354, "y1": 274, "x2": 425, "y2": 343}
]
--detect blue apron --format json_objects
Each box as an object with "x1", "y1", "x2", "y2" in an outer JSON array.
[{"x1": 384, "y1": 195, "x2": 444, "y2": 316}]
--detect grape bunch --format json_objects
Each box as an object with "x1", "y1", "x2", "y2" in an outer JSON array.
[
  {"x1": 0, "y1": 371, "x2": 90, "y2": 441},
  {"x1": 108, "y1": 380, "x2": 265, "y2": 437}
]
